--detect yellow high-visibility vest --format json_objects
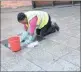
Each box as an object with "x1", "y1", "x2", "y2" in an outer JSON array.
[{"x1": 24, "y1": 11, "x2": 49, "y2": 29}]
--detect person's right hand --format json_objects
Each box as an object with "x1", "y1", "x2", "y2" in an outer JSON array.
[
  {"x1": 23, "y1": 35, "x2": 34, "y2": 45},
  {"x1": 20, "y1": 31, "x2": 29, "y2": 42}
]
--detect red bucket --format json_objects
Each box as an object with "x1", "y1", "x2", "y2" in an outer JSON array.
[{"x1": 8, "y1": 36, "x2": 21, "y2": 52}]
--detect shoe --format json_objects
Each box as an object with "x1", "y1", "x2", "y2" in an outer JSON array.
[
  {"x1": 54, "y1": 23, "x2": 60, "y2": 31},
  {"x1": 51, "y1": 26, "x2": 56, "y2": 33}
]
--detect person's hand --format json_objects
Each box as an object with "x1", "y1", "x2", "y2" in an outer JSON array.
[
  {"x1": 20, "y1": 31, "x2": 29, "y2": 42},
  {"x1": 23, "y1": 35, "x2": 34, "y2": 45}
]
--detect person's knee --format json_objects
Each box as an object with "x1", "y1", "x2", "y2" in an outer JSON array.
[
  {"x1": 40, "y1": 31, "x2": 46, "y2": 37},
  {"x1": 36, "y1": 29, "x2": 40, "y2": 35}
]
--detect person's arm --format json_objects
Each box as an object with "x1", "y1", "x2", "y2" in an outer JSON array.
[
  {"x1": 24, "y1": 24, "x2": 28, "y2": 31},
  {"x1": 29, "y1": 16, "x2": 38, "y2": 35},
  {"x1": 22, "y1": 16, "x2": 38, "y2": 45}
]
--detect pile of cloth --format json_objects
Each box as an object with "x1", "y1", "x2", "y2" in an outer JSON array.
[{"x1": 19, "y1": 31, "x2": 39, "y2": 47}]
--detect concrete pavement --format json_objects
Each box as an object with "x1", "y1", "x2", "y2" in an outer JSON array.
[{"x1": 1, "y1": 5, "x2": 80, "y2": 71}]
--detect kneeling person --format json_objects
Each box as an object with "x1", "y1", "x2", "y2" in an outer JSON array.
[{"x1": 17, "y1": 11, "x2": 59, "y2": 42}]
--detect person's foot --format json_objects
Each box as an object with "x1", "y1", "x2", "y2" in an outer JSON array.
[
  {"x1": 54, "y1": 22, "x2": 60, "y2": 31},
  {"x1": 50, "y1": 26, "x2": 56, "y2": 33}
]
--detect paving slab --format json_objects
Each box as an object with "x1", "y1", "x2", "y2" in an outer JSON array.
[
  {"x1": 63, "y1": 37, "x2": 80, "y2": 49},
  {"x1": 21, "y1": 43, "x2": 58, "y2": 69},
  {"x1": 8, "y1": 59, "x2": 41, "y2": 71},
  {"x1": 1, "y1": 47, "x2": 41, "y2": 71},
  {"x1": 62, "y1": 50, "x2": 80, "y2": 67},
  {"x1": 45, "y1": 31, "x2": 71, "y2": 44},
  {"x1": 42, "y1": 58, "x2": 80, "y2": 71},
  {"x1": 38, "y1": 40, "x2": 74, "y2": 57},
  {"x1": 20, "y1": 39, "x2": 77, "y2": 70}
]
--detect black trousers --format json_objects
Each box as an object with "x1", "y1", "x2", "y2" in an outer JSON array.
[{"x1": 36, "y1": 15, "x2": 55, "y2": 37}]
